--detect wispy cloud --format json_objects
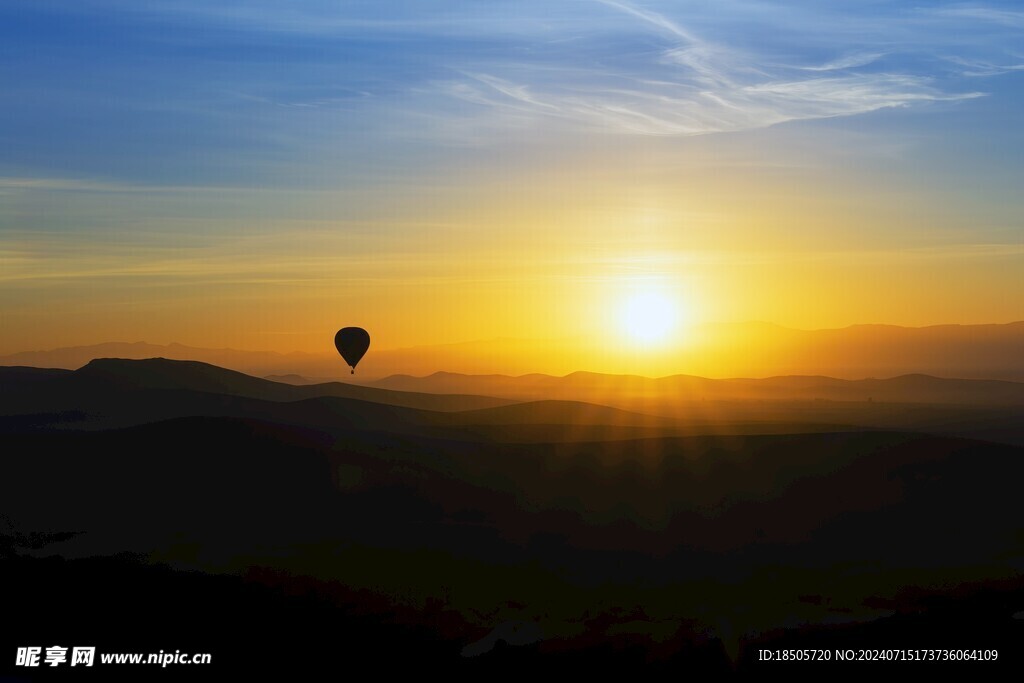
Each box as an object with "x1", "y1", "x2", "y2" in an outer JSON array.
[
  {"x1": 593, "y1": 0, "x2": 701, "y2": 43},
  {"x1": 941, "y1": 56, "x2": 1024, "y2": 78},
  {"x1": 0, "y1": 177, "x2": 145, "y2": 193},
  {"x1": 429, "y1": 0, "x2": 1002, "y2": 137},
  {"x1": 799, "y1": 52, "x2": 886, "y2": 72},
  {"x1": 932, "y1": 6, "x2": 1024, "y2": 28},
  {"x1": 444, "y1": 65, "x2": 982, "y2": 138},
  {"x1": 1, "y1": 0, "x2": 1020, "y2": 177},
  {"x1": 0, "y1": 176, "x2": 363, "y2": 195}
]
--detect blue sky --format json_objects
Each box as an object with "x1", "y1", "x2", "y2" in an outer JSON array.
[
  {"x1": 1, "y1": 1, "x2": 1022, "y2": 354},
  {"x1": 3, "y1": 0, "x2": 1022, "y2": 187}
]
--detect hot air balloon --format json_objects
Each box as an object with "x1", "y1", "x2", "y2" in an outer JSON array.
[{"x1": 335, "y1": 327, "x2": 370, "y2": 374}]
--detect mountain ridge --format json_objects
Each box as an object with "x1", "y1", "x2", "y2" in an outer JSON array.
[{"x1": 2, "y1": 320, "x2": 1022, "y2": 380}]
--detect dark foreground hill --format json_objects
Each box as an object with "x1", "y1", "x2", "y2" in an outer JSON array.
[{"x1": 2, "y1": 359, "x2": 1023, "y2": 674}]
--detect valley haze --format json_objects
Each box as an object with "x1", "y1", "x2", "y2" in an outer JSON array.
[{"x1": 3, "y1": 321, "x2": 1023, "y2": 381}]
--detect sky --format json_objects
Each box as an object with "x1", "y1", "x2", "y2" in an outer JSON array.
[{"x1": 1, "y1": 1, "x2": 1022, "y2": 368}]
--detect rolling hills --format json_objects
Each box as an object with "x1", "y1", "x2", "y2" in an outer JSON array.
[{"x1": 2, "y1": 357, "x2": 1023, "y2": 673}]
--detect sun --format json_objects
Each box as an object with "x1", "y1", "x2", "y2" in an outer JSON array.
[{"x1": 618, "y1": 289, "x2": 679, "y2": 345}]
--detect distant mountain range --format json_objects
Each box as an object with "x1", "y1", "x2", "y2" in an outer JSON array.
[
  {"x1": 2, "y1": 358, "x2": 1022, "y2": 445},
  {"x1": 1, "y1": 320, "x2": 1022, "y2": 380},
  {"x1": 370, "y1": 369, "x2": 1024, "y2": 406},
  {"x1": 0, "y1": 358, "x2": 514, "y2": 417}
]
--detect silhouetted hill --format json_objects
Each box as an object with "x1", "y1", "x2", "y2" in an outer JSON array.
[
  {"x1": 439, "y1": 400, "x2": 678, "y2": 427},
  {"x1": 0, "y1": 358, "x2": 515, "y2": 415},
  {"x1": 0, "y1": 359, "x2": 690, "y2": 440},
  {"x1": 0, "y1": 340, "x2": 333, "y2": 376},
  {"x1": 0, "y1": 361, "x2": 709, "y2": 443},
  {"x1": 77, "y1": 357, "x2": 298, "y2": 396},
  {"x1": 3, "y1": 358, "x2": 1023, "y2": 445},
  {"x1": 3, "y1": 356, "x2": 1024, "y2": 670},
  {"x1": 372, "y1": 370, "x2": 1024, "y2": 406},
  {"x1": 264, "y1": 373, "x2": 332, "y2": 385}
]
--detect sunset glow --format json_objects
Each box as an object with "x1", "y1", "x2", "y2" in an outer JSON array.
[
  {"x1": 618, "y1": 289, "x2": 680, "y2": 346},
  {"x1": 0, "y1": 1, "x2": 1021, "y2": 378}
]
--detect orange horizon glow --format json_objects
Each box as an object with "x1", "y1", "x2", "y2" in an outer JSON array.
[
  {"x1": 4, "y1": 125, "x2": 1022, "y2": 371},
  {"x1": 2, "y1": 2, "x2": 1023, "y2": 381}
]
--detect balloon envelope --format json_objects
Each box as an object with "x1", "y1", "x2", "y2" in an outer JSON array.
[{"x1": 335, "y1": 327, "x2": 370, "y2": 372}]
